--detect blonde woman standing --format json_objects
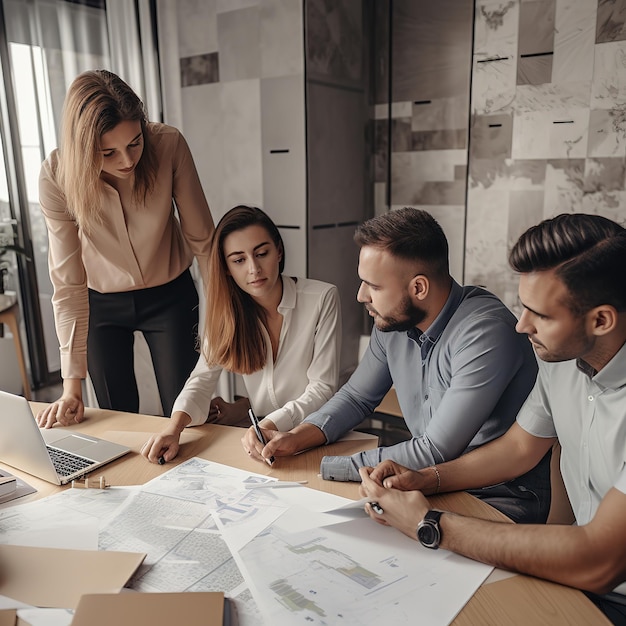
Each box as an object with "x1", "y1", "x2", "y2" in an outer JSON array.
[{"x1": 37, "y1": 70, "x2": 214, "y2": 426}]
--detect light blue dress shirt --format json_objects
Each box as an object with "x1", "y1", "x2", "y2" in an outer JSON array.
[{"x1": 309, "y1": 281, "x2": 539, "y2": 481}]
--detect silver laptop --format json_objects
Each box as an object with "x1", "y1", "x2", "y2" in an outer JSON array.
[{"x1": 0, "y1": 390, "x2": 130, "y2": 485}]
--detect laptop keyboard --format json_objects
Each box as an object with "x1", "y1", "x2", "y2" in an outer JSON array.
[{"x1": 47, "y1": 447, "x2": 93, "y2": 477}]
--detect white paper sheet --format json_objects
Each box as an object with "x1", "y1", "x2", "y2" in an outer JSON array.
[
  {"x1": 236, "y1": 512, "x2": 493, "y2": 626},
  {"x1": 0, "y1": 458, "x2": 494, "y2": 626},
  {"x1": 0, "y1": 486, "x2": 137, "y2": 550}
]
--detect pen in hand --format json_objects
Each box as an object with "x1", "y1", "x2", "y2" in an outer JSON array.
[{"x1": 248, "y1": 408, "x2": 275, "y2": 465}]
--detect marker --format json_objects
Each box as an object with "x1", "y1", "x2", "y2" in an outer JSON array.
[
  {"x1": 369, "y1": 501, "x2": 384, "y2": 515},
  {"x1": 248, "y1": 408, "x2": 275, "y2": 465}
]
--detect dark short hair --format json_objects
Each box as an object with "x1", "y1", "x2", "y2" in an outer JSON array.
[
  {"x1": 509, "y1": 213, "x2": 626, "y2": 315},
  {"x1": 354, "y1": 207, "x2": 449, "y2": 277}
]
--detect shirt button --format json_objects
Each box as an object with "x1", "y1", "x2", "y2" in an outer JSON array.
[
  {"x1": 588, "y1": 395, "x2": 594, "y2": 401},
  {"x1": 424, "y1": 394, "x2": 429, "y2": 400}
]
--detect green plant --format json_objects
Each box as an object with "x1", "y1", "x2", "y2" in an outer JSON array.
[
  {"x1": 0, "y1": 242, "x2": 28, "y2": 258},
  {"x1": 0, "y1": 222, "x2": 29, "y2": 293}
]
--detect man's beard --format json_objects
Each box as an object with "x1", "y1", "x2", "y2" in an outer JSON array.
[{"x1": 370, "y1": 296, "x2": 427, "y2": 332}]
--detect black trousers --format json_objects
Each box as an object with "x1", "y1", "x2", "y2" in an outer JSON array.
[
  {"x1": 466, "y1": 448, "x2": 553, "y2": 524},
  {"x1": 585, "y1": 592, "x2": 626, "y2": 625},
  {"x1": 87, "y1": 270, "x2": 199, "y2": 415}
]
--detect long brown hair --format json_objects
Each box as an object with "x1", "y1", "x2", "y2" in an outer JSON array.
[
  {"x1": 203, "y1": 205, "x2": 285, "y2": 374},
  {"x1": 56, "y1": 69, "x2": 157, "y2": 230}
]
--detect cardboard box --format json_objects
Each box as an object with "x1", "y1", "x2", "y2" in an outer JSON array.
[
  {"x1": 72, "y1": 592, "x2": 226, "y2": 625},
  {"x1": 0, "y1": 546, "x2": 228, "y2": 625},
  {"x1": 0, "y1": 544, "x2": 145, "y2": 609},
  {"x1": 1, "y1": 592, "x2": 227, "y2": 626}
]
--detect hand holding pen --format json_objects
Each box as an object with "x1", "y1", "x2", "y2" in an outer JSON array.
[{"x1": 248, "y1": 408, "x2": 275, "y2": 465}]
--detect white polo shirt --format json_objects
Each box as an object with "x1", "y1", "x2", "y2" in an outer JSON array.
[{"x1": 517, "y1": 340, "x2": 626, "y2": 594}]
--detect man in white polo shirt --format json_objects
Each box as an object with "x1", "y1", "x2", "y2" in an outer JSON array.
[{"x1": 359, "y1": 213, "x2": 626, "y2": 624}]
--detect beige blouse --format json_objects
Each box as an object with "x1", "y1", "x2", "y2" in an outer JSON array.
[{"x1": 39, "y1": 123, "x2": 214, "y2": 380}]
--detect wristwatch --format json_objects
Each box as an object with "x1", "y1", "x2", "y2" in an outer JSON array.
[{"x1": 417, "y1": 510, "x2": 443, "y2": 549}]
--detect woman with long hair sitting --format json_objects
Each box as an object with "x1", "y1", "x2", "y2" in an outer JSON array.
[{"x1": 142, "y1": 205, "x2": 341, "y2": 463}]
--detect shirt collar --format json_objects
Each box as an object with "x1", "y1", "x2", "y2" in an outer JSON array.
[
  {"x1": 408, "y1": 279, "x2": 462, "y2": 358},
  {"x1": 277, "y1": 275, "x2": 296, "y2": 313},
  {"x1": 578, "y1": 338, "x2": 626, "y2": 390}
]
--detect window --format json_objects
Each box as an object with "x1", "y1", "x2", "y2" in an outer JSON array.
[{"x1": 0, "y1": 0, "x2": 158, "y2": 388}]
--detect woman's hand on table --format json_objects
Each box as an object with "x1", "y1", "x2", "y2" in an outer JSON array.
[
  {"x1": 142, "y1": 411, "x2": 191, "y2": 464},
  {"x1": 36, "y1": 378, "x2": 84, "y2": 428},
  {"x1": 141, "y1": 431, "x2": 181, "y2": 464}
]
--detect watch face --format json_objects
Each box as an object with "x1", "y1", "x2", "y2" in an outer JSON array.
[
  {"x1": 417, "y1": 511, "x2": 442, "y2": 549},
  {"x1": 417, "y1": 522, "x2": 438, "y2": 547}
]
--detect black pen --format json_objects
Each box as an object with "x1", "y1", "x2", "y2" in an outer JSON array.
[{"x1": 248, "y1": 408, "x2": 275, "y2": 465}]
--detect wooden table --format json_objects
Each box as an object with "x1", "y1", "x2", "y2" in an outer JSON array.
[{"x1": 2, "y1": 404, "x2": 609, "y2": 625}]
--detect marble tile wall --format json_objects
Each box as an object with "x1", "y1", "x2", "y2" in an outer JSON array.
[
  {"x1": 170, "y1": 0, "x2": 626, "y2": 374},
  {"x1": 374, "y1": 0, "x2": 626, "y2": 312},
  {"x1": 517, "y1": 0, "x2": 555, "y2": 85},
  {"x1": 597, "y1": 0, "x2": 626, "y2": 43},
  {"x1": 466, "y1": 0, "x2": 626, "y2": 313},
  {"x1": 170, "y1": 0, "x2": 370, "y2": 378},
  {"x1": 374, "y1": 0, "x2": 474, "y2": 282},
  {"x1": 171, "y1": 0, "x2": 306, "y2": 278},
  {"x1": 305, "y1": 0, "x2": 370, "y2": 375}
]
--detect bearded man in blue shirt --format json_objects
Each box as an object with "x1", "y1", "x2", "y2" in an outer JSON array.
[{"x1": 245, "y1": 207, "x2": 549, "y2": 523}]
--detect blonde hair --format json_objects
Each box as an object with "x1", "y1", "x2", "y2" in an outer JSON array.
[
  {"x1": 203, "y1": 205, "x2": 285, "y2": 374},
  {"x1": 56, "y1": 69, "x2": 157, "y2": 230}
]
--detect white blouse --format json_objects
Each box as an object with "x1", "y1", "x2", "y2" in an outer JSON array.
[{"x1": 172, "y1": 275, "x2": 342, "y2": 431}]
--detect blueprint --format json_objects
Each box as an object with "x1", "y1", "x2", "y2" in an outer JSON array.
[
  {"x1": 237, "y1": 510, "x2": 493, "y2": 626},
  {"x1": 98, "y1": 458, "x2": 288, "y2": 625},
  {"x1": 0, "y1": 486, "x2": 136, "y2": 549},
  {"x1": 0, "y1": 458, "x2": 493, "y2": 626}
]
